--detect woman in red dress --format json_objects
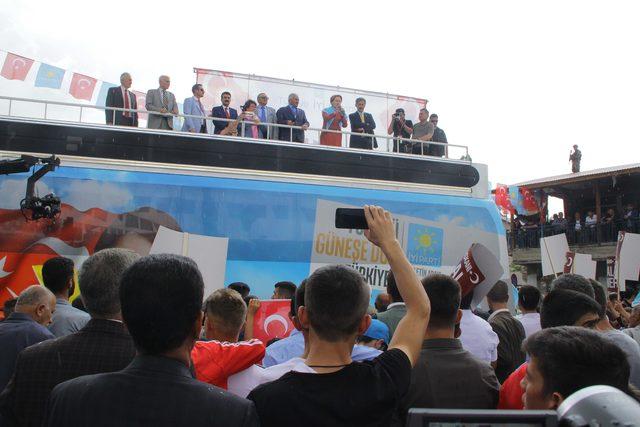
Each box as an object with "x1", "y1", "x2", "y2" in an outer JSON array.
[{"x1": 320, "y1": 95, "x2": 348, "y2": 147}]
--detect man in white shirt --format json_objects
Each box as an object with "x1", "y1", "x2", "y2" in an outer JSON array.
[
  {"x1": 515, "y1": 285, "x2": 542, "y2": 338},
  {"x1": 458, "y1": 291, "x2": 499, "y2": 365},
  {"x1": 585, "y1": 211, "x2": 598, "y2": 227}
]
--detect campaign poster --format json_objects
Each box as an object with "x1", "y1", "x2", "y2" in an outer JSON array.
[{"x1": 0, "y1": 162, "x2": 507, "y2": 313}]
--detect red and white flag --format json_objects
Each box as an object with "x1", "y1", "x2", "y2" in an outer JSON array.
[
  {"x1": 252, "y1": 299, "x2": 294, "y2": 344},
  {"x1": 69, "y1": 73, "x2": 97, "y2": 101},
  {"x1": 0, "y1": 53, "x2": 34, "y2": 81},
  {"x1": 132, "y1": 90, "x2": 147, "y2": 119}
]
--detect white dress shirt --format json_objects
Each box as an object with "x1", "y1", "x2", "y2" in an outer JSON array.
[
  {"x1": 515, "y1": 312, "x2": 541, "y2": 338},
  {"x1": 459, "y1": 309, "x2": 499, "y2": 363}
]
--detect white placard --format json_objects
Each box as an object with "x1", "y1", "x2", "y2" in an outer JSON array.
[
  {"x1": 541, "y1": 234, "x2": 570, "y2": 277},
  {"x1": 149, "y1": 226, "x2": 229, "y2": 298},
  {"x1": 615, "y1": 232, "x2": 640, "y2": 292}
]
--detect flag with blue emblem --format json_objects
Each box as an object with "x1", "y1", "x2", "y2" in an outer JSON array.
[
  {"x1": 96, "y1": 81, "x2": 118, "y2": 107},
  {"x1": 34, "y1": 63, "x2": 65, "y2": 89}
]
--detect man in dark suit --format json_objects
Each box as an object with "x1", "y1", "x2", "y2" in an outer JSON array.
[
  {"x1": 348, "y1": 97, "x2": 377, "y2": 149},
  {"x1": 44, "y1": 254, "x2": 258, "y2": 427},
  {"x1": 0, "y1": 249, "x2": 140, "y2": 427},
  {"x1": 105, "y1": 72, "x2": 138, "y2": 127},
  {"x1": 0, "y1": 286, "x2": 55, "y2": 393},
  {"x1": 486, "y1": 280, "x2": 526, "y2": 383},
  {"x1": 276, "y1": 93, "x2": 309, "y2": 143},
  {"x1": 211, "y1": 91, "x2": 239, "y2": 135}
]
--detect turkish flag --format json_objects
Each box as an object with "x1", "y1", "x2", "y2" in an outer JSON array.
[
  {"x1": 0, "y1": 53, "x2": 34, "y2": 81},
  {"x1": 451, "y1": 246, "x2": 486, "y2": 297},
  {"x1": 69, "y1": 73, "x2": 97, "y2": 101},
  {"x1": 252, "y1": 300, "x2": 295, "y2": 344},
  {"x1": 563, "y1": 251, "x2": 575, "y2": 274},
  {"x1": 132, "y1": 90, "x2": 147, "y2": 120},
  {"x1": 494, "y1": 184, "x2": 514, "y2": 214}
]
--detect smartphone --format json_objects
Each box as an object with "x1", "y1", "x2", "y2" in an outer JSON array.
[{"x1": 335, "y1": 208, "x2": 368, "y2": 229}]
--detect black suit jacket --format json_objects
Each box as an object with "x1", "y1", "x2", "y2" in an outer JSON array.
[
  {"x1": 105, "y1": 87, "x2": 138, "y2": 126},
  {"x1": 0, "y1": 319, "x2": 135, "y2": 427},
  {"x1": 211, "y1": 105, "x2": 238, "y2": 134},
  {"x1": 348, "y1": 111, "x2": 377, "y2": 149},
  {"x1": 276, "y1": 106, "x2": 309, "y2": 143},
  {"x1": 44, "y1": 355, "x2": 259, "y2": 427}
]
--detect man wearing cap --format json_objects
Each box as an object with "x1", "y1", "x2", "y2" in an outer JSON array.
[
  {"x1": 569, "y1": 144, "x2": 581, "y2": 173},
  {"x1": 393, "y1": 274, "x2": 499, "y2": 426},
  {"x1": 387, "y1": 108, "x2": 413, "y2": 153},
  {"x1": 356, "y1": 319, "x2": 390, "y2": 351}
]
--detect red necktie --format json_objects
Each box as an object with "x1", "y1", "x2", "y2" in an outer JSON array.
[
  {"x1": 225, "y1": 107, "x2": 230, "y2": 119},
  {"x1": 123, "y1": 90, "x2": 130, "y2": 118}
]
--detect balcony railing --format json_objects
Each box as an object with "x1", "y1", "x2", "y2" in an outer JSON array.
[
  {"x1": 507, "y1": 218, "x2": 640, "y2": 250},
  {"x1": 0, "y1": 95, "x2": 470, "y2": 161}
]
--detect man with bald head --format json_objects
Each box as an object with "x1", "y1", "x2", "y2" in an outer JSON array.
[
  {"x1": 0, "y1": 249, "x2": 139, "y2": 427},
  {"x1": 146, "y1": 75, "x2": 179, "y2": 130},
  {"x1": 105, "y1": 72, "x2": 138, "y2": 127},
  {"x1": 0, "y1": 286, "x2": 55, "y2": 392}
]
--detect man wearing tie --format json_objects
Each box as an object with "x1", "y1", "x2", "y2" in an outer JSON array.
[
  {"x1": 276, "y1": 93, "x2": 309, "y2": 143},
  {"x1": 105, "y1": 72, "x2": 138, "y2": 127},
  {"x1": 211, "y1": 92, "x2": 239, "y2": 135},
  {"x1": 182, "y1": 84, "x2": 208, "y2": 133},
  {"x1": 256, "y1": 93, "x2": 278, "y2": 139},
  {"x1": 146, "y1": 75, "x2": 179, "y2": 130},
  {"x1": 348, "y1": 97, "x2": 377, "y2": 150}
]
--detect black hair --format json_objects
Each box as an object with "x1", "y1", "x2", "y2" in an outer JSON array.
[
  {"x1": 305, "y1": 265, "x2": 369, "y2": 342},
  {"x1": 242, "y1": 294, "x2": 258, "y2": 306},
  {"x1": 386, "y1": 271, "x2": 403, "y2": 303},
  {"x1": 191, "y1": 83, "x2": 202, "y2": 93},
  {"x1": 275, "y1": 281, "x2": 297, "y2": 300},
  {"x1": 524, "y1": 326, "x2": 631, "y2": 398},
  {"x1": 42, "y1": 257, "x2": 74, "y2": 294},
  {"x1": 120, "y1": 254, "x2": 204, "y2": 355},
  {"x1": 291, "y1": 279, "x2": 306, "y2": 317},
  {"x1": 589, "y1": 279, "x2": 607, "y2": 318},
  {"x1": 228, "y1": 282, "x2": 251, "y2": 299},
  {"x1": 221, "y1": 91, "x2": 231, "y2": 98},
  {"x1": 242, "y1": 99, "x2": 257, "y2": 112},
  {"x1": 2, "y1": 298, "x2": 17, "y2": 318},
  {"x1": 551, "y1": 274, "x2": 595, "y2": 299},
  {"x1": 421, "y1": 274, "x2": 460, "y2": 329},
  {"x1": 71, "y1": 297, "x2": 86, "y2": 312},
  {"x1": 486, "y1": 280, "x2": 509, "y2": 303},
  {"x1": 518, "y1": 285, "x2": 541, "y2": 311},
  {"x1": 540, "y1": 289, "x2": 601, "y2": 329}
]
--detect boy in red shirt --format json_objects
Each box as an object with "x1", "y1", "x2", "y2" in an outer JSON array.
[{"x1": 191, "y1": 288, "x2": 265, "y2": 389}]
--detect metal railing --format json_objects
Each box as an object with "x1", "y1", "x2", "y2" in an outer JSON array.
[
  {"x1": 0, "y1": 95, "x2": 470, "y2": 160},
  {"x1": 508, "y1": 218, "x2": 640, "y2": 250}
]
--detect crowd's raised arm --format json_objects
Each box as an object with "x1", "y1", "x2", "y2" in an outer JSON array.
[{"x1": 103, "y1": 72, "x2": 450, "y2": 157}]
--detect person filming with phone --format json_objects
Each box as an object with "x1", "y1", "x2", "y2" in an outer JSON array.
[{"x1": 387, "y1": 108, "x2": 413, "y2": 153}]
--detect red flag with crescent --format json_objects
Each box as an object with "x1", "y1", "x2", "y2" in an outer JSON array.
[
  {"x1": 252, "y1": 299, "x2": 294, "y2": 344},
  {"x1": 69, "y1": 73, "x2": 97, "y2": 101},
  {"x1": 494, "y1": 184, "x2": 514, "y2": 214},
  {"x1": 563, "y1": 251, "x2": 576, "y2": 274},
  {"x1": 1, "y1": 53, "x2": 34, "y2": 81}
]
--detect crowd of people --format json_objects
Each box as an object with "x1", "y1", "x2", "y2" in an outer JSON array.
[
  {"x1": 512, "y1": 203, "x2": 640, "y2": 248},
  {"x1": 105, "y1": 73, "x2": 448, "y2": 155},
  {"x1": 1, "y1": 206, "x2": 639, "y2": 426}
]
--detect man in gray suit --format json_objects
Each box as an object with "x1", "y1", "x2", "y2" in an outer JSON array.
[
  {"x1": 146, "y1": 75, "x2": 179, "y2": 130},
  {"x1": 375, "y1": 271, "x2": 406, "y2": 338},
  {"x1": 256, "y1": 92, "x2": 278, "y2": 139}
]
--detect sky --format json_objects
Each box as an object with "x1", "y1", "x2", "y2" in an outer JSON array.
[{"x1": 1, "y1": 0, "x2": 639, "y2": 192}]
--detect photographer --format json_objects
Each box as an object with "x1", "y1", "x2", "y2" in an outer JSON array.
[{"x1": 387, "y1": 108, "x2": 413, "y2": 153}]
